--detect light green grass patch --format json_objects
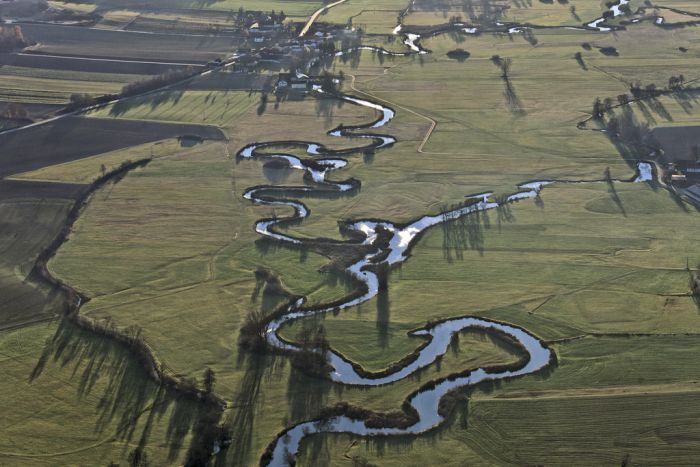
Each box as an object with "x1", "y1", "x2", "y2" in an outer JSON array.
[
  {"x1": 0, "y1": 321, "x2": 197, "y2": 465},
  {"x1": 90, "y1": 90, "x2": 257, "y2": 126},
  {"x1": 10, "y1": 139, "x2": 183, "y2": 184}
]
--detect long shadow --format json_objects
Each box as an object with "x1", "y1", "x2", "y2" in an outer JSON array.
[
  {"x1": 354, "y1": 334, "x2": 517, "y2": 463},
  {"x1": 495, "y1": 198, "x2": 516, "y2": 232},
  {"x1": 286, "y1": 349, "x2": 333, "y2": 466},
  {"x1": 647, "y1": 97, "x2": 673, "y2": 122},
  {"x1": 29, "y1": 319, "x2": 198, "y2": 463},
  {"x1": 442, "y1": 205, "x2": 491, "y2": 261},
  {"x1": 109, "y1": 89, "x2": 185, "y2": 118},
  {"x1": 218, "y1": 352, "x2": 278, "y2": 466},
  {"x1": 316, "y1": 94, "x2": 344, "y2": 127},
  {"x1": 605, "y1": 167, "x2": 627, "y2": 216},
  {"x1": 570, "y1": 6, "x2": 582, "y2": 22},
  {"x1": 286, "y1": 362, "x2": 332, "y2": 424},
  {"x1": 605, "y1": 107, "x2": 660, "y2": 168},
  {"x1": 376, "y1": 288, "x2": 390, "y2": 349},
  {"x1": 671, "y1": 88, "x2": 700, "y2": 114},
  {"x1": 503, "y1": 80, "x2": 525, "y2": 115},
  {"x1": 491, "y1": 56, "x2": 526, "y2": 115},
  {"x1": 635, "y1": 100, "x2": 657, "y2": 126},
  {"x1": 669, "y1": 188, "x2": 691, "y2": 213}
]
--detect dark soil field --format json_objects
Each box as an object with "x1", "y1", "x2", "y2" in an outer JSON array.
[
  {"x1": 19, "y1": 23, "x2": 243, "y2": 63},
  {"x1": 0, "y1": 116, "x2": 225, "y2": 177},
  {"x1": 0, "y1": 52, "x2": 204, "y2": 75},
  {"x1": 186, "y1": 71, "x2": 270, "y2": 91},
  {"x1": 0, "y1": 179, "x2": 86, "y2": 199},
  {"x1": 653, "y1": 125, "x2": 700, "y2": 162},
  {"x1": 0, "y1": 180, "x2": 86, "y2": 330}
]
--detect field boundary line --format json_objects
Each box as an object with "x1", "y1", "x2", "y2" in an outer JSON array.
[{"x1": 347, "y1": 74, "x2": 437, "y2": 153}]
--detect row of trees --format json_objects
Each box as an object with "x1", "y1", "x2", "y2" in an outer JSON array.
[
  {"x1": 121, "y1": 67, "x2": 197, "y2": 97},
  {"x1": 629, "y1": 82, "x2": 663, "y2": 100},
  {"x1": 0, "y1": 25, "x2": 30, "y2": 52},
  {"x1": 592, "y1": 76, "x2": 692, "y2": 120},
  {"x1": 1, "y1": 102, "x2": 28, "y2": 120},
  {"x1": 668, "y1": 74, "x2": 686, "y2": 91},
  {"x1": 490, "y1": 54, "x2": 511, "y2": 78},
  {"x1": 65, "y1": 67, "x2": 198, "y2": 112},
  {"x1": 232, "y1": 7, "x2": 286, "y2": 27}
]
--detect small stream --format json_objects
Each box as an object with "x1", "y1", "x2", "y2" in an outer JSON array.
[
  {"x1": 239, "y1": 86, "x2": 652, "y2": 465},
  {"x1": 266, "y1": 317, "x2": 551, "y2": 466},
  {"x1": 587, "y1": 0, "x2": 630, "y2": 31},
  {"x1": 237, "y1": 7, "x2": 659, "y2": 465},
  {"x1": 237, "y1": 86, "x2": 559, "y2": 466}
]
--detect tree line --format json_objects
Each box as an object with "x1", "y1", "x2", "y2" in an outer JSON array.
[
  {"x1": 66, "y1": 67, "x2": 199, "y2": 112},
  {"x1": 0, "y1": 25, "x2": 30, "y2": 52}
]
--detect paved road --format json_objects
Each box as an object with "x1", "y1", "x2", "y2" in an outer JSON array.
[{"x1": 298, "y1": 0, "x2": 350, "y2": 37}]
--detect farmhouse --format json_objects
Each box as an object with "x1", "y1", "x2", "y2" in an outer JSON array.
[
  {"x1": 232, "y1": 54, "x2": 258, "y2": 72},
  {"x1": 675, "y1": 161, "x2": 700, "y2": 182},
  {"x1": 276, "y1": 72, "x2": 309, "y2": 92},
  {"x1": 652, "y1": 125, "x2": 700, "y2": 163},
  {"x1": 258, "y1": 47, "x2": 285, "y2": 61}
]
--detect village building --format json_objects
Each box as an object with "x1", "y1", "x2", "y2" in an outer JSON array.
[
  {"x1": 276, "y1": 72, "x2": 310, "y2": 92},
  {"x1": 674, "y1": 160, "x2": 700, "y2": 182}
]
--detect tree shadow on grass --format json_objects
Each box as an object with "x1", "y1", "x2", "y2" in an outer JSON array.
[
  {"x1": 605, "y1": 167, "x2": 627, "y2": 217},
  {"x1": 286, "y1": 361, "x2": 333, "y2": 466},
  {"x1": 635, "y1": 100, "x2": 657, "y2": 126},
  {"x1": 29, "y1": 318, "x2": 201, "y2": 464},
  {"x1": 316, "y1": 94, "x2": 344, "y2": 127},
  {"x1": 647, "y1": 96, "x2": 673, "y2": 123},
  {"x1": 441, "y1": 206, "x2": 492, "y2": 262},
  {"x1": 671, "y1": 88, "x2": 700, "y2": 114},
  {"x1": 377, "y1": 288, "x2": 390, "y2": 349},
  {"x1": 218, "y1": 351, "x2": 286, "y2": 466},
  {"x1": 254, "y1": 236, "x2": 301, "y2": 258},
  {"x1": 108, "y1": 90, "x2": 186, "y2": 118}
]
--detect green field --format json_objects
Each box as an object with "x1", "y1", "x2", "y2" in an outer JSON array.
[
  {"x1": 10, "y1": 139, "x2": 184, "y2": 184},
  {"x1": 320, "y1": 0, "x2": 408, "y2": 34},
  {"x1": 0, "y1": 320, "x2": 198, "y2": 465},
  {"x1": 0, "y1": 187, "x2": 74, "y2": 330},
  {"x1": 87, "y1": 0, "x2": 322, "y2": 15},
  {"x1": 3, "y1": 0, "x2": 700, "y2": 465},
  {"x1": 91, "y1": 89, "x2": 257, "y2": 126},
  {"x1": 0, "y1": 65, "x2": 144, "y2": 104}
]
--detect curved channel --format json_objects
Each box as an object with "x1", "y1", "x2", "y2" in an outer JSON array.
[
  {"x1": 237, "y1": 84, "x2": 560, "y2": 465},
  {"x1": 236, "y1": 14, "x2": 660, "y2": 466},
  {"x1": 266, "y1": 317, "x2": 551, "y2": 466}
]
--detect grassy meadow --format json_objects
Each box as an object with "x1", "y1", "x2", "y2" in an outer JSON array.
[
  {"x1": 90, "y1": 90, "x2": 257, "y2": 126},
  {"x1": 0, "y1": 65, "x2": 145, "y2": 104},
  {"x1": 84, "y1": 0, "x2": 322, "y2": 15},
  {"x1": 10, "y1": 139, "x2": 185, "y2": 184},
  {"x1": 4, "y1": 0, "x2": 700, "y2": 464},
  {"x1": 0, "y1": 320, "x2": 200, "y2": 466},
  {"x1": 0, "y1": 187, "x2": 76, "y2": 330}
]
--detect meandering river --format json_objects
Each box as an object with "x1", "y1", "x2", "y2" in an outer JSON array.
[{"x1": 237, "y1": 7, "x2": 657, "y2": 465}]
